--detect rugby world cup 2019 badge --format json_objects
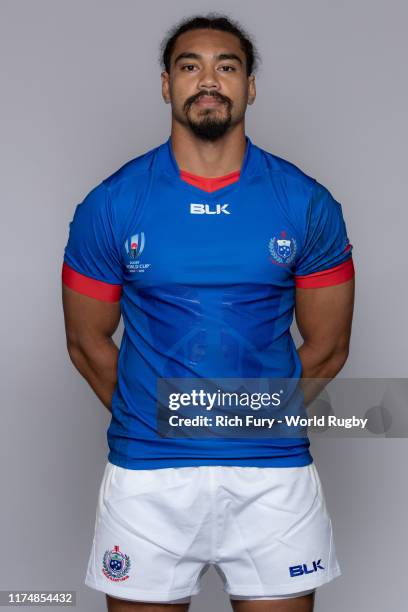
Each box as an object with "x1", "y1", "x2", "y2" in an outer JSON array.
[
  {"x1": 102, "y1": 545, "x2": 131, "y2": 582},
  {"x1": 268, "y1": 231, "x2": 297, "y2": 266},
  {"x1": 124, "y1": 232, "x2": 151, "y2": 273}
]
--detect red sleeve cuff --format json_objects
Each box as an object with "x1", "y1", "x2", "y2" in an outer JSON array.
[
  {"x1": 295, "y1": 258, "x2": 355, "y2": 289},
  {"x1": 62, "y1": 262, "x2": 122, "y2": 302}
]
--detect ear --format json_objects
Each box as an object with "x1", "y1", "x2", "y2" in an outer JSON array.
[
  {"x1": 247, "y1": 74, "x2": 256, "y2": 105},
  {"x1": 161, "y1": 70, "x2": 171, "y2": 104}
]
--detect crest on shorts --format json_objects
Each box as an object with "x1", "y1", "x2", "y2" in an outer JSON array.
[
  {"x1": 268, "y1": 231, "x2": 297, "y2": 265},
  {"x1": 102, "y1": 545, "x2": 131, "y2": 581}
]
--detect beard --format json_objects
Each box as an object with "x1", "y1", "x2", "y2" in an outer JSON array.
[{"x1": 183, "y1": 92, "x2": 233, "y2": 142}]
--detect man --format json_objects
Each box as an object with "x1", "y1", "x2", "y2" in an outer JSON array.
[{"x1": 62, "y1": 13, "x2": 355, "y2": 612}]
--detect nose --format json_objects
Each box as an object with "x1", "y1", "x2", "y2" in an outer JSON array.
[{"x1": 197, "y1": 65, "x2": 220, "y2": 91}]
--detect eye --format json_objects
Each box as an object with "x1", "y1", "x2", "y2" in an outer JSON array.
[
  {"x1": 181, "y1": 64, "x2": 198, "y2": 72},
  {"x1": 219, "y1": 65, "x2": 236, "y2": 72}
]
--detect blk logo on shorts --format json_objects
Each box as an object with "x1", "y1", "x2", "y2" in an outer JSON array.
[
  {"x1": 102, "y1": 545, "x2": 131, "y2": 581},
  {"x1": 289, "y1": 559, "x2": 325, "y2": 577}
]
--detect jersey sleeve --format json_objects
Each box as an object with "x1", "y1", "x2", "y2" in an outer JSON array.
[
  {"x1": 294, "y1": 181, "x2": 355, "y2": 288},
  {"x1": 62, "y1": 181, "x2": 123, "y2": 302}
]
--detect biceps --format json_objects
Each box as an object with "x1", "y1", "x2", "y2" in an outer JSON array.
[
  {"x1": 294, "y1": 278, "x2": 355, "y2": 352},
  {"x1": 62, "y1": 283, "x2": 121, "y2": 347}
]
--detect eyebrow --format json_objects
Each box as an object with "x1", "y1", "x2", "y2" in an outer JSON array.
[{"x1": 173, "y1": 51, "x2": 243, "y2": 66}]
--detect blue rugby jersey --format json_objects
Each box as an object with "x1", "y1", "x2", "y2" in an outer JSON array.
[{"x1": 62, "y1": 136, "x2": 354, "y2": 469}]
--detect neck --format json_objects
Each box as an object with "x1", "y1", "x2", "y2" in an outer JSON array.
[{"x1": 170, "y1": 121, "x2": 247, "y2": 177}]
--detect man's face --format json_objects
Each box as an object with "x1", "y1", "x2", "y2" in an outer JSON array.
[{"x1": 161, "y1": 29, "x2": 256, "y2": 141}]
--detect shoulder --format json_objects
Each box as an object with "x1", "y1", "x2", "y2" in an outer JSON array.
[
  {"x1": 253, "y1": 143, "x2": 319, "y2": 228},
  {"x1": 255, "y1": 142, "x2": 344, "y2": 209},
  {"x1": 255, "y1": 143, "x2": 316, "y2": 194},
  {"x1": 96, "y1": 142, "x2": 161, "y2": 223},
  {"x1": 102, "y1": 143, "x2": 160, "y2": 193}
]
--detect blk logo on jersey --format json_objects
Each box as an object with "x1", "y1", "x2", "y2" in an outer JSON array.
[
  {"x1": 190, "y1": 203, "x2": 230, "y2": 215},
  {"x1": 102, "y1": 545, "x2": 131, "y2": 582},
  {"x1": 124, "y1": 231, "x2": 151, "y2": 273},
  {"x1": 289, "y1": 559, "x2": 325, "y2": 577},
  {"x1": 268, "y1": 231, "x2": 297, "y2": 265}
]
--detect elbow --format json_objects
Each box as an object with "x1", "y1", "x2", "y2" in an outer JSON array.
[
  {"x1": 66, "y1": 338, "x2": 84, "y2": 365},
  {"x1": 65, "y1": 329, "x2": 81, "y2": 354},
  {"x1": 328, "y1": 344, "x2": 350, "y2": 374},
  {"x1": 65, "y1": 329, "x2": 90, "y2": 365}
]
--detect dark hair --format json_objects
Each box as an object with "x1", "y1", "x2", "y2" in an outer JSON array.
[{"x1": 159, "y1": 12, "x2": 261, "y2": 77}]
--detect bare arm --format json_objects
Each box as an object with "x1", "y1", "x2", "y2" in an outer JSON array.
[
  {"x1": 295, "y1": 277, "x2": 355, "y2": 405},
  {"x1": 62, "y1": 283, "x2": 122, "y2": 412}
]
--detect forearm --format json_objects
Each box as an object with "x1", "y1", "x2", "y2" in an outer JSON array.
[
  {"x1": 67, "y1": 336, "x2": 119, "y2": 413},
  {"x1": 297, "y1": 341, "x2": 348, "y2": 407}
]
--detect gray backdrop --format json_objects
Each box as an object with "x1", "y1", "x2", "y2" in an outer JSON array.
[{"x1": 1, "y1": 0, "x2": 407, "y2": 610}]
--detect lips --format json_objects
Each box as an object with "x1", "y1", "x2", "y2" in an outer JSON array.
[{"x1": 195, "y1": 95, "x2": 225, "y2": 106}]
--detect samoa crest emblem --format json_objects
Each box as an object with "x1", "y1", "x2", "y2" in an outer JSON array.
[
  {"x1": 102, "y1": 545, "x2": 131, "y2": 581},
  {"x1": 268, "y1": 231, "x2": 297, "y2": 265}
]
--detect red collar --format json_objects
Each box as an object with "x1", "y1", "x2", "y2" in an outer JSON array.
[{"x1": 179, "y1": 169, "x2": 240, "y2": 193}]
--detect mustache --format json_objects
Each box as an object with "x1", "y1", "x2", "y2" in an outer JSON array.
[{"x1": 184, "y1": 91, "x2": 232, "y2": 111}]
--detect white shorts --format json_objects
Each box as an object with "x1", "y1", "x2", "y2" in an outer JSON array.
[{"x1": 85, "y1": 461, "x2": 341, "y2": 603}]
